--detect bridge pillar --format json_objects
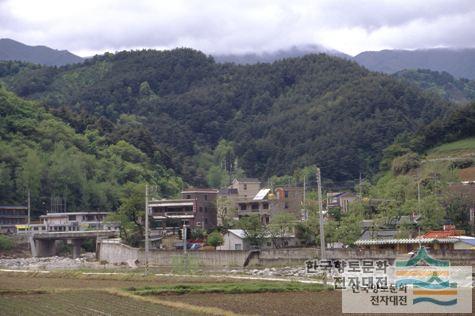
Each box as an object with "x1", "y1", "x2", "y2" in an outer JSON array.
[
  {"x1": 35, "y1": 239, "x2": 56, "y2": 257},
  {"x1": 72, "y1": 239, "x2": 82, "y2": 259}
]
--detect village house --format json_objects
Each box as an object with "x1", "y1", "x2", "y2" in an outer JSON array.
[
  {"x1": 236, "y1": 186, "x2": 304, "y2": 224},
  {"x1": 149, "y1": 188, "x2": 218, "y2": 231},
  {"x1": 229, "y1": 178, "x2": 261, "y2": 199},
  {"x1": 355, "y1": 238, "x2": 458, "y2": 253},
  {"x1": 219, "y1": 178, "x2": 261, "y2": 208},
  {"x1": 355, "y1": 224, "x2": 472, "y2": 253},
  {"x1": 217, "y1": 229, "x2": 300, "y2": 251},
  {"x1": 326, "y1": 191, "x2": 357, "y2": 213}
]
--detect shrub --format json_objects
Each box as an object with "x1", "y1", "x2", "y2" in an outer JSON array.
[
  {"x1": 391, "y1": 152, "x2": 420, "y2": 175},
  {"x1": 450, "y1": 159, "x2": 473, "y2": 169},
  {"x1": 206, "y1": 231, "x2": 224, "y2": 249},
  {"x1": 0, "y1": 235, "x2": 13, "y2": 251}
]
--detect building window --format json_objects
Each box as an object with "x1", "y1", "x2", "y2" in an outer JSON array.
[
  {"x1": 284, "y1": 190, "x2": 289, "y2": 198},
  {"x1": 68, "y1": 215, "x2": 75, "y2": 221},
  {"x1": 186, "y1": 195, "x2": 191, "y2": 199},
  {"x1": 199, "y1": 207, "x2": 203, "y2": 212},
  {"x1": 204, "y1": 195, "x2": 208, "y2": 201},
  {"x1": 240, "y1": 204, "x2": 246, "y2": 211},
  {"x1": 204, "y1": 218, "x2": 208, "y2": 224},
  {"x1": 235, "y1": 244, "x2": 242, "y2": 250},
  {"x1": 284, "y1": 202, "x2": 289, "y2": 209},
  {"x1": 251, "y1": 203, "x2": 259, "y2": 210},
  {"x1": 263, "y1": 203, "x2": 269, "y2": 209},
  {"x1": 205, "y1": 207, "x2": 208, "y2": 213},
  {"x1": 243, "y1": 184, "x2": 247, "y2": 190}
]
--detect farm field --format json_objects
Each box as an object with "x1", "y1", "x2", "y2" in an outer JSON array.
[
  {"x1": 0, "y1": 271, "x2": 330, "y2": 316},
  {"x1": 0, "y1": 291, "x2": 196, "y2": 316},
  {"x1": 0, "y1": 271, "x2": 472, "y2": 315}
]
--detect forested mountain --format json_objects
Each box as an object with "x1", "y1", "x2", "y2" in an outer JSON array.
[
  {"x1": 362, "y1": 101, "x2": 475, "y2": 234},
  {"x1": 393, "y1": 69, "x2": 475, "y2": 104},
  {"x1": 354, "y1": 48, "x2": 475, "y2": 80},
  {"x1": 214, "y1": 44, "x2": 349, "y2": 64},
  {"x1": 0, "y1": 84, "x2": 182, "y2": 216},
  {"x1": 0, "y1": 49, "x2": 450, "y2": 186},
  {"x1": 0, "y1": 38, "x2": 84, "y2": 66}
]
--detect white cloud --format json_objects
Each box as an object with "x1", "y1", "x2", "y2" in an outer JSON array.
[{"x1": 1, "y1": 0, "x2": 475, "y2": 57}]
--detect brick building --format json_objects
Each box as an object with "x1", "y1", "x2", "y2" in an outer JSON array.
[
  {"x1": 237, "y1": 186, "x2": 304, "y2": 224},
  {"x1": 0, "y1": 206, "x2": 28, "y2": 233},
  {"x1": 149, "y1": 189, "x2": 218, "y2": 230}
]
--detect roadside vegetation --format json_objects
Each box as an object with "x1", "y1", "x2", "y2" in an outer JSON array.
[
  {"x1": 0, "y1": 235, "x2": 13, "y2": 250},
  {"x1": 128, "y1": 282, "x2": 329, "y2": 296}
]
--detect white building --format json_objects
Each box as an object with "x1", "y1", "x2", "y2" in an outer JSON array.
[{"x1": 217, "y1": 229, "x2": 301, "y2": 250}]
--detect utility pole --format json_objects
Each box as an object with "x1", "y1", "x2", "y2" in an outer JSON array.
[
  {"x1": 417, "y1": 182, "x2": 421, "y2": 207},
  {"x1": 144, "y1": 184, "x2": 149, "y2": 275},
  {"x1": 358, "y1": 172, "x2": 362, "y2": 199},
  {"x1": 417, "y1": 169, "x2": 421, "y2": 214},
  {"x1": 303, "y1": 175, "x2": 307, "y2": 220},
  {"x1": 183, "y1": 223, "x2": 187, "y2": 254},
  {"x1": 316, "y1": 168, "x2": 325, "y2": 260},
  {"x1": 27, "y1": 189, "x2": 31, "y2": 225}
]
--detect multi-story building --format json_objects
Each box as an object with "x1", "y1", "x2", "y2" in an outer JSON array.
[
  {"x1": 229, "y1": 178, "x2": 261, "y2": 199},
  {"x1": 237, "y1": 186, "x2": 304, "y2": 224},
  {"x1": 149, "y1": 189, "x2": 218, "y2": 230},
  {"x1": 217, "y1": 178, "x2": 262, "y2": 225},
  {"x1": 0, "y1": 206, "x2": 28, "y2": 233}
]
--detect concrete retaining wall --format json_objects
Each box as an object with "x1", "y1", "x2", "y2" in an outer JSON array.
[
  {"x1": 99, "y1": 241, "x2": 475, "y2": 268},
  {"x1": 99, "y1": 240, "x2": 248, "y2": 267},
  {"x1": 99, "y1": 240, "x2": 139, "y2": 264},
  {"x1": 256, "y1": 248, "x2": 318, "y2": 266}
]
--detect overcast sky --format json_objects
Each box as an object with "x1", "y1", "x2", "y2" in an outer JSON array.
[{"x1": 1, "y1": 0, "x2": 475, "y2": 57}]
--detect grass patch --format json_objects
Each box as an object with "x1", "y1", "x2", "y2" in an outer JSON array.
[
  {"x1": 427, "y1": 137, "x2": 475, "y2": 157},
  {"x1": 128, "y1": 281, "x2": 330, "y2": 296}
]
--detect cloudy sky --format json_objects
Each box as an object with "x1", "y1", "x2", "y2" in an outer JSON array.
[{"x1": 1, "y1": 0, "x2": 475, "y2": 57}]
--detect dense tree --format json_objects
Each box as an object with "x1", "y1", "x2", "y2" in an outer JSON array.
[
  {"x1": 236, "y1": 215, "x2": 266, "y2": 247},
  {"x1": 0, "y1": 85, "x2": 181, "y2": 217},
  {"x1": 206, "y1": 230, "x2": 224, "y2": 249},
  {"x1": 0, "y1": 49, "x2": 449, "y2": 185}
]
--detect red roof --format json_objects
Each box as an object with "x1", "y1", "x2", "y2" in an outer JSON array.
[{"x1": 422, "y1": 230, "x2": 462, "y2": 238}]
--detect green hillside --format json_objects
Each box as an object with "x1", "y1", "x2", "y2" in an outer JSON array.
[
  {"x1": 394, "y1": 69, "x2": 475, "y2": 104},
  {"x1": 0, "y1": 84, "x2": 181, "y2": 216},
  {"x1": 360, "y1": 102, "x2": 475, "y2": 234},
  {"x1": 427, "y1": 137, "x2": 475, "y2": 158},
  {"x1": 0, "y1": 49, "x2": 450, "y2": 185}
]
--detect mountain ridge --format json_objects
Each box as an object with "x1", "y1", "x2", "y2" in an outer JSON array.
[
  {"x1": 354, "y1": 48, "x2": 475, "y2": 80},
  {"x1": 0, "y1": 38, "x2": 84, "y2": 66}
]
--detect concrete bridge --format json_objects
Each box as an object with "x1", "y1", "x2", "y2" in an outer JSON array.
[{"x1": 30, "y1": 230, "x2": 119, "y2": 258}]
